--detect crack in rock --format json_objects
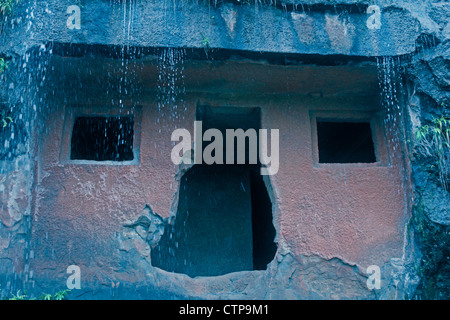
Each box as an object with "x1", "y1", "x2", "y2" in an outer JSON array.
[{"x1": 123, "y1": 205, "x2": 167, "y2": 249}]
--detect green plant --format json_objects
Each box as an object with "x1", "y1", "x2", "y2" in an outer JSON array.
[
  {"x1": 51, "y1": 289, "x2": 71, "y2": 300},
  {"x1": 200, "y1": 33, "x2": 209, "y2": 48},
  {"x1": 8, "y1": 291, "x2": 30, "y2": 300},
  {"x1": 42, "y1": 293, "x2": 53, "y2": 300},
  {"x1": 0, "y1": 0, "x2": 19, "y2": 15},
  {"x1": 7, "y1": 289, "x2": 71, "y2": 300},
  {"x1": 415, "y1": 115, "x2": 450, "y2": 190},
  {"x1": 0, "y1": 58, "x2": 8, "y2": 74},
  {"x1": 1, "y1": 111, "x2": 13, "y2": 128}
]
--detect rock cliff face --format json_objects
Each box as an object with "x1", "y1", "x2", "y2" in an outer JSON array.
[{"x1": 0, "y1": 0, "x2": 449, "y2": 299}]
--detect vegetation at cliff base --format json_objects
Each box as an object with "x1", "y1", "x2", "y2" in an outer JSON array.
[{"x1": 6, "y1": 289, "x2": 71, "y2": 300}]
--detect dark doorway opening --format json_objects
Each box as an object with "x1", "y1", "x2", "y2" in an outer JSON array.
[
  {"x1": 70, "y1": 115, "x2": 134, "y2": 161},
  {"x1": 151, "y1": 106, "x2": 277, "y2": 277},
  {"x1": 317, "y1": 120, "x2": 376, "y2": 163},
  {"x1": 250, "y1": 169, "x2": 277, "y2": 270}
]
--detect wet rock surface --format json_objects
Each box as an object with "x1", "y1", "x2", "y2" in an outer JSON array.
[
  {"x1": 0, "y1": 0, "x2": 449, "y2": 299},
  {"x1": 0, "y1": 0, "x2": 424, "y2": 57}
]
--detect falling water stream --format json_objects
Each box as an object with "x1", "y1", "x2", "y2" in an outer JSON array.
[
  {"x1": 156, "y1": 47, "x2": 186, "y2": 126},
  {"x1": 377, "y1": 55, "x2": 416, "y2": 292},
  {"x1": 377, "y1": 56, "x2": 405, "y2": 152}
]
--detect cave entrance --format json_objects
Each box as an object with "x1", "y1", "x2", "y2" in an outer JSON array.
[{"x1": 151, "y1": 106, "x2": 277, "y2": 277}]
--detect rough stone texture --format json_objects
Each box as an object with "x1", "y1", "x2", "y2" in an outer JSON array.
[
  {"x1": 0, "y1": 0, "x2": 449, "y2": 300},
  {"x1": 13, "y1": 55, "x2": 409, "y2": 299},
  {"x1": 48, "y1": 252, "x2": 376, "y2": 300},
  {"x1": 401, "y1": 0, "x2": 450, "y2": 298},
  {"x1": 0, "y1": 0, "x2": 425, "y2": 57},
  {"x1": 407, "y1": 94, "x2": 450, "y2": 299},
  {"x1": 123, "y1": 205, "x2": 167, "y2": 249},
  {"x1": 0, "y1": 157, "x2": 33, "y2": 298}
]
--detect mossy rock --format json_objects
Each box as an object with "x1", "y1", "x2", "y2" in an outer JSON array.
[{"x1": 411, "y1": 198, "x2": 450, "y2": 299}]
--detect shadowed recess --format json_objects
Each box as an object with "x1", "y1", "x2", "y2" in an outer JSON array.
[
  {"x1": 151, "y1": 107, "x2": 276, "y2": 277},
  {"x1": 70, "y1": 115, "x2": 134, "y2": 161},
  {"x1": 317, "y1": 121, "x2": 376, "y2": 163}
]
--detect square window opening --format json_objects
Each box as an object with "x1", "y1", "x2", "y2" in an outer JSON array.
[
  {"x1": 70, "y1": 116, "x2": 134, "y2": 162},
  {"x1": 317, "y1": 120, "x2": 376, "y2": 164}
]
